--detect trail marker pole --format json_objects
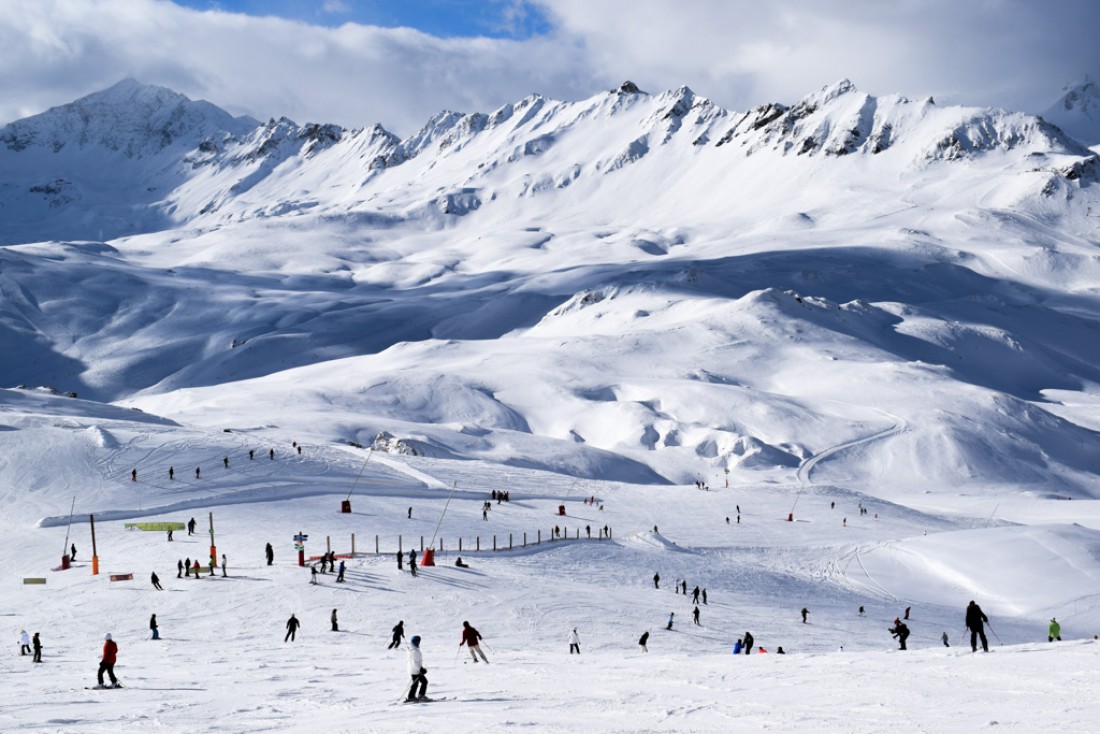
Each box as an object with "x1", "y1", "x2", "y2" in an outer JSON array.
[
  {"x1": 89, "y1": 514, "x2": 99, "y2": 576},
  {"x1": 209, "y1": 512, "x2": 217, "y2": 566}
]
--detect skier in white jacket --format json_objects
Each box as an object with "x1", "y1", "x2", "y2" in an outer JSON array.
[
  {"x1": 568, "y1": 628, "x2": 581, "y2": 655},
  {"x1": 406, "y1": 635, "x2": 428, "y2": 702}
]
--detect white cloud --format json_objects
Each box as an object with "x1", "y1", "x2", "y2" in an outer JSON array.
[{"x1": 1, "y1": 0, "x2": 1096, "y2": 135}]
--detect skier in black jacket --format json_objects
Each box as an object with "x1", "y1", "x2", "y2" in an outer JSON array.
[
  {"x1": 388, "y1": 621, "x2": 405, "y2": 649},
  {"x1": 965, "y1": 600, "x2": 989, "y2": 652},
  {"x1": 743, "y1": 631, "x2": 754, "y2": 654},
  {"x1": 889, "y1": 621, "x2": 910, "y2": 650}
]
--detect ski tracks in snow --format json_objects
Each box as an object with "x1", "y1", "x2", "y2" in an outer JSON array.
[{"x1": 796, "y1": 407, "x2": 910, "y2": 488}]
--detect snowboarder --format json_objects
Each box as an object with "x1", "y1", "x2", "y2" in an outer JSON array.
[
  {"x1": 150, "y1": 614, "x2": 159, "y2": 640},
  {"x1": 389, "y1": 621, "x2": 405, "y2": 649},
  {"x1": 406, "y1": 636, "x2": 428, "y2": 702},
  {"x1": 151, "y1": 572, "x2": 163, "y2": 590},
  {"x1": 331, "y1": 609, "x2": 339, "y2": 632},
  {"x1": 32, "y1": 633, "x2": 41, "y2": 663},
  {"x1": 942, "y1": 631, "x2": 950, "y2": 647},
  {"x1": 965, "y1": 600, "x2": 990, "y2": 652},
  {"x1": 692, "y1": 586, "x2": 700, "y2": 604},
  {"x1": 455, "y1": 557, "x2": 469, "y2": 568},
  {"x1": 692, "y1": 606, "x2": 701, "y2": 625},
  {"x1": 285, "y1": 614, "x2": 300, "y2": 642},
  {"x1": 266, "y1": 543, "x2": 274, "y2": 565},
  {"x1": 71, "y1": 543, "x2": 77, "y2": 561},
  {"x1": 569, "y1": 628, "x2": 581, "y2": 654},
  {"x1": 97, "y1": 634, "x2": 119, "y2": 688},
  {"x1": 777, "y1": 647, "x2": 786, "y2": 654},
  {"x1": 653, "y1": 572, "x2": 660, "y2": 589},
  {"x1": 743, "y1": 631, "x2": 754, "y2": 654},
  {"x1": 638, "y1": 631, "x2": 649, "y2": 652},
  {"x1": 460, "y1": 621, "x2": 488, "y2": 663},
  {"x1": 890, "y1": 620, "x2": 910, "y2": 650},
  {"x1": 666, "y1": 612, "x2": 675, "y2": 631},
  {"x1": 801, "y1": 607, "x2": 809, "y2": 623},
  {"x1": 222, "y1": 554, "x2": 227, "y2": 577},
  {"x1": 19, "y1": 630, "x2": 30, "y2": 655},
  {"x1": 733, "y1": 639, "x2": 743, "y2": 654},
  {"x1": 1049, "y1": 618, "x2": 1062, "y2": 642}
]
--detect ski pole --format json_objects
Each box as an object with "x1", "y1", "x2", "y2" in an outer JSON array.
[
  {"x1": 454, "y1": 645, "x2": 461, "y2": 663},
  {"x1": 986, "y1": 623, "x2": 1002, "y2": 645}
]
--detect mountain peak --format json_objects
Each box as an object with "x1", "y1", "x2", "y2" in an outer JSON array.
[
  {"x1": 1043, "y1": 76, "x2": 1100, "y2": 146},
  {"x1": 0, "y1": 78, "x2": 256, "y2": 156}
]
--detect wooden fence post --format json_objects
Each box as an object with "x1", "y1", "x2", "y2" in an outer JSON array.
[
  {"x1": 477, "y1": 536, "x2": 480, "y2": 551},
  {"x1": 399, "y1": 535, "x2": 402, "y2": 553},
  {"x1": 352, "y1": 534, "x2": 356, "y2": 556},
  {"x1": 523, "y1": 532, "x2": 527, "y2": 548},
  {"x1": 493, "y1": 535, "x2": 496, "y2": 551},
  {"x1": 538, "y1": 529, "x2": 541, "y2": 544},
  {"x1": 509, "y1": 533, "x2": 513, "y2": 550},
  {"x1": 459, "y1": 538, "x2": 463, "y2": 552},
  {"x1": 375, "y1": 535, "x2": 379, "y2": 554},
  {"x1": 420, "y1": 536, "x2": 424, "y2": 552}
]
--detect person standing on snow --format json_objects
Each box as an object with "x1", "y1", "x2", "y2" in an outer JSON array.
[
  {"x1": 801, "y1": 607, "x2": 809, "y2": 623},
  {"x1": 406, "y1": 635, "x2": 428, "y2": 702},
  {"x1": 177, "y1": 559, "x2": 183, "y2": 578},
  {"x1": 942, "y1": 631, "x2": 950, "y2": 647},
  {"x1": 965, "y1": 600, "x2": 990, "y2": 652},
  {"x1": 666, "y1": 612, "x2": 675, "y2": 631},
  {"x1": 388, "y1": 621, "x2": 405, "y2": 649},
  {"x1": 32, "y1": 633, "x2": 42, "y2": 663},
  {"x1": 1049, "y1": 618, "x2": 1062, "y2": 642},
  {"x1": 266, "y1": 543, "x2": 274, "y2": 566},
  {"x1": 692, "y1": 606, "x2": 701, "y2": 625},
  {"x1": 409, "y1": 550, "x2": 417, "y2": 577},
  {"x1": 331, "y1": 609, "x2": 339, "y2": 632},
  {"x1": 638, "y1": 631, "x2": 649, "y2": 652},
  {"x1": 568, "y1": 628, "x2": 581, "y2": 654},
  {"x1": 150, "y1": 614, "x2": 159, "y2": 640},
  {"x1": 692, "y1": 586, "x2": 700, "y2": 604},
  {"x1": 743, "y1": 631, "x2": 754, "y2": 654},
  {"x1": 336, "y1": 560, "x2": 346, "y2": 583},
  {"x1": 285, "y1": 614, "x2": 301, "y2": 642},
  {"x1": 653, "y1": 572, "x2": 660, "y2": 589},
  {"x1": 97, "y1": 634, "x2": 120, "y2": 688},
  {"x1": 71, "y1": 543, "x2": 77, "y2": 561},
  {"x1": 460, "y1": 621, "x2": 488, "y2": 663}
]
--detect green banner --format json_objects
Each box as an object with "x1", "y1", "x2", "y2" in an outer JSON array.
[{"x1": 124, "y1": 522, "x2": 186, "y2": 531}]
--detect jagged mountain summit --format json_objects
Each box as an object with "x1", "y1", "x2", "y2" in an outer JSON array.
[
  {"x1": 0, "y1": 78, "x2": 1094, "y2": 244},
  {"x1": 1043, "y1": 76, "x2": 1100, "y2": 147}
]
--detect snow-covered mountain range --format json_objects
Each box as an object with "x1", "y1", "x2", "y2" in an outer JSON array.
[{"x1": 2, "y1": 77, "x2": 1099, "y2": 492}]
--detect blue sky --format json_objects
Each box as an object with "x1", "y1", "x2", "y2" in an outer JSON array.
[{"x1": 169, "y1": 0, "x2": 553, "y2": 38}]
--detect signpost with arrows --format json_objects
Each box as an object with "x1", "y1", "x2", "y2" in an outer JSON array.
[{"x1": 294, "y1": 532, "x2": 308, "y2": 567}]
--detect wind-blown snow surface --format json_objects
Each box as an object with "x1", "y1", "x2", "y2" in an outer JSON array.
[{"x1": 3, "y1": 78, "x2": 1100, "y2": 731}]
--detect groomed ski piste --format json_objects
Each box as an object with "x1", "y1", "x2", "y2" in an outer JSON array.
[{"x1": 3, "y1": 387, "x2": 1099, "y2": 733}]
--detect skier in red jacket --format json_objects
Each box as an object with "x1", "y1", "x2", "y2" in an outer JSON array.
[{"x1": 460, "y1": 621, "x2": 488, "y2": 663}]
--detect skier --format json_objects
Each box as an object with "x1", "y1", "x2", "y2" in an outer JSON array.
[
  {"x1": 188, "y1": 518, "x2": 196, "y2": 536},
  {"x1": 409, "y1": 550, "x2": 417, "y2": 577},
  {"x1": 222, "y1": 554, "x2": 227, "y2": 577},
  {"x1": 336, "y1": 560, "x2": 346, "y2": 583},
  {"x1": 1049, "y1": 618, "x2": 1062, "y2": 642},
  {"x1": 195, "y1": 467, "x2": 200, "y2": 479},
  {"x1": 388, "y1": 621, "x2": 405, "y2": 649},
  {"x1": 97, "y1": 634, "x2": 120, "y2": 688},
  {"x1": 666, "y1": 612, "x2": 675, "y2": 631},
  {"x1": 266, "y1": 542, "x2": 274, "y2": 565},
  {"x1": 692, "y1": 586, "x2": 700, "y2": 604},
  {"x1": 131, "y1": 469, "x2": 136, "y2": 482},
  {"x1": 150, "y1": 614, "x2": 159, "y2": 640},
  {"x1": 777, "y1": 647, "x2": 786, "y2": 654},
  {"x1": 269, "y1": 448, "x2": 274, "y2": 460},
  {"x1": 638, "y1": 631, "x2": 649, "y2": 652},
  {"x1": 460, "y1": 621, "x2": 488, "y2": 663},
  {"x1": 285, "y1": 614, "x2": 300, "y2": 642},
  {"x1": 653, "y1": 572, "x2": 660, "y2": 589},
  {"x1": 169, "y1": 466, "x2": 174, "y2": 480},
  {"x1": 167, "y1": 529, "x2": 173, "y2": 541},
  {"x1": 733, "y1": 639, "x2": 743, "y2": 654},
  {"x1": 801, "y1": 607, "x2": 809, "y2": 623},
  {"x1": 19, "y1": 630, "x2": 30, "y2": 655},
  {"x1": 406, "y1": 635, "x2": 428, "y2": 702},
  {"x1": 904, "y1": 606, "x2": 911, "y2": 620},
  {"x1": 569, "y1": 628, "x2": 581, "y2": 654},
  {"x1": 681, "y1": 580, "x2": 687, "y2": 595},
  {"x1": 397, "y1": 551, "x2": 403, "y2": 571},
  {"x1": 223, "y1": 456, "x2": 229, "y2": 468},
  {"x1": 184, "y1": 557, "x2": 191, "y2": 578},
  {"x1": 331, "y1": 609, "x2": 339, "y2": 632},
  {"x1": 942, "y1": 631, "x2": 950, "y2": 647},
  {"x1": 192, "y1": 560, "x2": 200, "y2": 577},
  {"x1": 702, "y1": 589, "x2": 708, "y2": 605},
  {"x1": 692, "y1": 606, "x2": 701, "y2": 625},
  {"x1": 151, "y1": 572, "x2": 163, "y2": 590},
  {"x1": 965, "y1": 600, "x2": 990, "y2": 652},
  {"x1": 890, "y1": 620, "x2": 910, "y2": 650},
  {"x1": 71, "y1": 543, "x2": 77, "y2": 561},
  {"x1": 32, "y1": 633, "x2": 41, "y2": 663},
  {"x1": 743, "y1": 631, "x2": 754, "y2": 654},
  {"x1": 310, "y1": 565, "x2": 318, "y2": 584},
  {"x1": 249, "y1": 449, "x2": 254, "y2": 460},
  {"x1": 859, "y1": 606, "x2": 865, "y2": 616}
]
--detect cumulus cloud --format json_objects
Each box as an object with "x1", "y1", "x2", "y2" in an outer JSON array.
[{"x1": 0, "y1": 0, "x2": 1096, "y2": 135}]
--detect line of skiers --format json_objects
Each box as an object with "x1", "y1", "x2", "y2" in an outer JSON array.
[{"x1": 129, "y1": 445, "x2": 302, "y2": 485}]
